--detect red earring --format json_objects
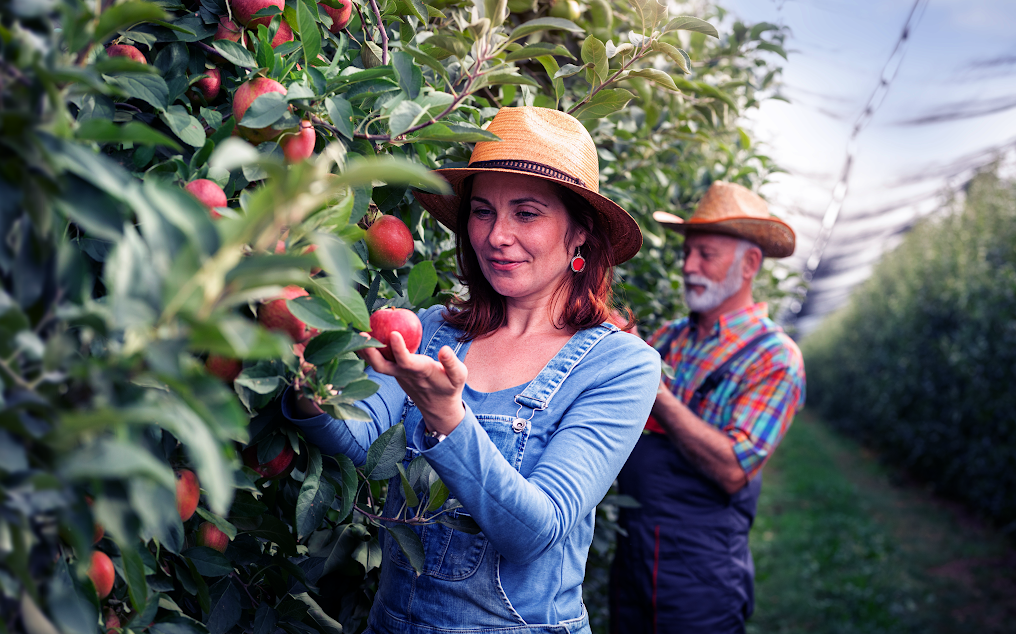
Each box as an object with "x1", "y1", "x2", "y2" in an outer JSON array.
[{"x1": 570, "y1": 246, "x2": 586, "y2": 273}]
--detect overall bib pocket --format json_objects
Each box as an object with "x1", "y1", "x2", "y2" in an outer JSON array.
[{"x1": 387, "y1": 413, "x2": 529, "y2": 579}]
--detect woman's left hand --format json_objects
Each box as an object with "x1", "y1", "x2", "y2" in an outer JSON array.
[{"x1": 359, "y1": 331, "x2": 467, "y2": 436}]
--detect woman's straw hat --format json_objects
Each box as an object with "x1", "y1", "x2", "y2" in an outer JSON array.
[
  {"x1": 412, "y1": 107, "x2": 643, "y2": 264},
  {"x1": 652, "y1": 181, "x2": 796, "y2": 258}
]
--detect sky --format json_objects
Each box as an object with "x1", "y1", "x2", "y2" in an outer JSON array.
[{"x1": 712, "y1": 0, "x2": 1016, "y2": 335}]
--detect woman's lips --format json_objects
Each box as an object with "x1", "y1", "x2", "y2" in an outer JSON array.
[{"x1": 488, "y1": 258, "x2": 524, "y2": 271}]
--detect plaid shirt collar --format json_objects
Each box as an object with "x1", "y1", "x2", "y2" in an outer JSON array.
[{"x1": 688, "y1": 302, "x2": 770, "y2": 344}]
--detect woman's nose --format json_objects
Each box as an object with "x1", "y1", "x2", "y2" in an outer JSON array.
[{"x1": 488, "y1": 213, "x2": 514, "y2": 246}]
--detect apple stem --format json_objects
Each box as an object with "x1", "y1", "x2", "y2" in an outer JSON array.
[{"x1": 366, "y1": 0, "x2": 388, "y2": 65}]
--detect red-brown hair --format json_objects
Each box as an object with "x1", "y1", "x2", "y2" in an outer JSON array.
[{"x1": 443, "y1": 176, "x2": 635, "y2": 340}]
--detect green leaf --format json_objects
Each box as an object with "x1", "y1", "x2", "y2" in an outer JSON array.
[
  {"x1": 106, "y1": 73, "x2": 168, "y2": 110},
  {"x1": 756, "y1": 41, "x2": 788, "y2": 60},
  {"x1": 410, "y1": 122, "x2": 500, "y2": 143},
  {"x1": 160, "y1": 105, "x2": 206, "y2": 147},
  {"x1": 364, "y1": 422, "x2": 407, "y2": 481},
  {"x1": 535, "y1": 55, "x2": 564, "y2": 104},
  {"x1": 324, "y1": 453, "x2": 357, "y2": 522},
  {"x1": 182, "y1": 547, "x2": 234, "y2": 577},
  {"x1": 389, "y1": 100, "x2": 426, "y2": 138},
  {"x1": 338, "y1": 156, "x2": 451, "y2": 194},
  {"x1": 211, "y1": 40, "x2": 257, "y2": 68},
  {"x1": 293, "y1": 594, "x2": 343, "y2": 634},
  {"x1": 554, "y1": 63, "x2": 589, "y2": 79},
  {"x1": 426, "y1": 478, "x2": 450, "y2": 511},
  {"x1": 737, "y1": 126, "x2": 751, "y2": 150},
  {"x1": 571, "y1": 88, "x2": 635, "y2": 120},
  {"x1": 749, "y1": 21, "x2": 781, "y2": 40},
  {"x1": 663, "y1": 15, "x2": 719, "y2": 38},
  {"x1": 60, "y1": 439, "x2": 176, "y2": 488},
  {"x1": 303, "y1": 331, "x2": 354, "y2": 365},
  {"x1": 297, "y1": 447, "x2": 335, "y2": 539},
  {"x1": 580, "y1": 36, "x2": 608, "y2": 85},
  {"x1": 652, "y1": 41, "x2": 690, "y2": 73},
  {"x1": 505, "y1": 42, "x2": 574, "y2": 62},
  {"x1": 392, "y1": 51, "x2": 423, "y2": 100},
  {"x1": 120, "y1": 546, "x2": 149, "y2": 616},
  {"x1": 324, "y1": 96, "x2": 354, "y2": 140},
  {"x1": 149, "y1": 615, "x2": 209, "y2": 634},
  {"x1": 77, "y1": 119, "x2": 181, "y2": 149},
  {"x1": 435, "y1": 513, "x2": 481, "y2": 534},
  {"x1": 323, "y1": 401, "x2": 373, "y2": 421},
  {"x1": 205, "y1": 578, "x2": 241, "y2": 634},
  {"x1": 253, "y1": 605, "x2": 277, "y2": 634},
  {"x1": 298, "y1": 1, "x2": 322, "y2": 71},
  {"x1": 508, "y1": 17, "x2": 584, "y2": 42},
  {"x1": 626, "y1": 68, "x2": 678, "y2": 91},
  {"x1": 194, "y1": 508, "x2": 238, "y2": 540},
  {"x1": 407, "y1": 260, "x2": 437, "y2": 306},
  {"x1": 385, "y1": 525, "x2": 425, "y2": 572},
  {"x1": 242, "y1": 92, "x2": 290, "y2": 129},
  {"x1": 286, "y1": 296, "x2": 346, "y2": 331},
  {"x1": 96, "y1": 1, "x2": 168, "y2": 43},
  {"x1": 341, "y1": 378, "x2": 379, "y2": 401},
  {"x1": 397, "y1": 463, "x2": 420, "y2": 507}
]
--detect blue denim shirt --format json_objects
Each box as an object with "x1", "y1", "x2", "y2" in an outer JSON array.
[{"x1": 283, "y1": 307, "x2": 660, "y2": 630}]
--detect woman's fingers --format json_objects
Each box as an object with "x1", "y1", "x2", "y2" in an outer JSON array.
[{"x1": 438, "y1": 345, "x2": 468, "y2": 388}]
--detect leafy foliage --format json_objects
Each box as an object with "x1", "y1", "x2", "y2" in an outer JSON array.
[
  {"x1": 802, "y1": 169, "x2": 1016, "y2": 527},
  {"x1": 0, "y1": 1, "x2": 786, "y2": 633}
]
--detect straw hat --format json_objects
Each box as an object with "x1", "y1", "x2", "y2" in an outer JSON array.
[
  {"x1": 412, "y1": 107, "x2": 643, "y2": 264},
  {"x1": 652, "y1": 182, "x2": 796, "y2": 258}
]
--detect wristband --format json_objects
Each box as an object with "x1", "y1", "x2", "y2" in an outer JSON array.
[{"x1": 424, "y1": 428, "x2": 447, "y2": 443}]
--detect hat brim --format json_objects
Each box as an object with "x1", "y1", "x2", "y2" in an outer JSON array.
[
  {"x1": 413, "y1": 167, "x2": 643, "y2": 265},
  {"x1": 655, "y1": 215, "x2": 796, "y2": 258}
]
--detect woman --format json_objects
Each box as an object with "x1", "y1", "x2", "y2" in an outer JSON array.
[{"x1": 285, "y1": 107, "x2": 660, "y2": 633}]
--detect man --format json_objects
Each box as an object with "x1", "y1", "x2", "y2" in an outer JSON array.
[{"x1": 609, "y1": 181, "x2": 806, "y2": 634}]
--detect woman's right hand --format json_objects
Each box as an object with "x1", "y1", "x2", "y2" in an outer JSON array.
[{"x1": 359, "y1": 331, "x2": 468, "y2": 436}]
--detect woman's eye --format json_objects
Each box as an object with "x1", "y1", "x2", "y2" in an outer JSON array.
[
  {"x1": 516, "y1": 209, "x2": 538, "y2": 220},
  {"x1": 471, "y1": 207, "x2": 493, "y2": 218}
]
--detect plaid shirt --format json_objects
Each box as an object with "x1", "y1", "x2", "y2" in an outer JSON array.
[{"x1": 645, "y1": 303, "x2": 806, "y2": 479}]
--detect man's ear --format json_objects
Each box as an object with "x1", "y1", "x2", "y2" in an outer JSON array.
[{"x1": 743, "y1": 246, "x2": 763, "y2": 279}]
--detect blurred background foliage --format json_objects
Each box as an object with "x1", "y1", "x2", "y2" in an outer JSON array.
[
  {"x1": 802, "y1": 168, "x2": 1016, "y2": 529},
  {"x1": 0, "y1": 0, "x2": 790, "y2": 633}
]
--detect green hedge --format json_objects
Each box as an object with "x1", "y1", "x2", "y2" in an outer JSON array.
[{"x1": 802, "y1": 169, "x2": 1016, "y2": 527}]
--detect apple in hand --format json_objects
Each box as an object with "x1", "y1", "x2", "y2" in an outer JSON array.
[
  {"x1": 185, "y1": 179, "x2": 227, "y2": 218},
  {"x1": 369, "y1": 308, "x2": 423, "y2": 361},
  {"x1": 88, "y1": 551, "x2": 115, "y2": 599},
  {"x1": 196, "y1": 522, "x2": 229, "y2": 553},
  {"x1": 319, "y1": 0, "x2": 352, "y2": 33},
  {"x1": 175, "y1": 469, "x2": 200, "y2": 521},
  {"x1": 364, "y1": 215, "x2": 414, "y2": 270},
  {"x1": 106, "y1": 44, "x2": 147, "y2": 64},
  {"x1": 242, "y1": 443, "x2": 295, "y2": 479}
]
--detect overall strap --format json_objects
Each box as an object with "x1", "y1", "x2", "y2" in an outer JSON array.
[
  {"x1": 514, "y1": 323, "x2": 617, "y2": 413},
  {"x1": 688, "y1": 331, "x2": 777, "y2": 414}
]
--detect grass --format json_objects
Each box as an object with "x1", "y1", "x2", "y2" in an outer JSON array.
[{"x1": 747, "y1": 410, "x2": 1016, "y2": 634}]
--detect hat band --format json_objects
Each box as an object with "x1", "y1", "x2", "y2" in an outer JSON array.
[{"x1": 468, "y1": 159, "x2": 586, "y2": 188}]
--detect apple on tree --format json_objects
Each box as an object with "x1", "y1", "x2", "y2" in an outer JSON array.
[
  {"x1": 196, "y1": 522, "x2": 230, "y2": 553},
  {"x1": 184, "y1": 179, "x2": 227, "y2": 218},
  {"x1": 232, "y1": 76, "x2": 289, "y2": 143},
  {"x1": 258, "y1": 285, "x2": 319, "y2": 342},
  {"x1": 228, "y1": 0, "x2": 284, "y2": 25},
  {"x1": 87, "y1": 551, "x2": 115, "y2": 599},
  {"x1": 369, "y1": 308, "x2": 423, "y2": 361},
  {"x1": 214, "y1": 15, "x2": 245, "y2": 43},
  {"x1": 189, "y1": 67, "x2": 222, "y2": 103},
  {"x1": 175, "y1": 469, "x2": 200, "y2": 521},
  {"x1": 319, "y1": 0, "x2": 352, "y2": 33},
  {"x1": 364, "y1": 215, "x2": 414, "y2": 269},
  {"x1": 103, "y1": 608, "x2": 120, "y2": 634},
  {"x1": 242, "y1": 443, "x2": 295, "y2": 479},
  {"x1": 105, "y1": 44, "x2": 147, "y2": 64},
  {"x1": 206, "y1": 355, "x2": 242, "y2": 382},
  {"x1": 282, "y1": 120, "x2": 316, "y2": 163}
]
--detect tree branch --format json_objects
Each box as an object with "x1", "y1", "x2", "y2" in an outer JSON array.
[{"x1": 366, "y1": 0, "x2": 389, "y2": 65}]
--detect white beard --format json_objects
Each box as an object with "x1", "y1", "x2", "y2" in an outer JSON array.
[{"x1": 684, "y1": 249, "x2": 746, "y2": 313}]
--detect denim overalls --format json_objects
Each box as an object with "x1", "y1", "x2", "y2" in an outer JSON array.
[{"x1": 365, "y1": 319, "x2": 614, "y2": 634}]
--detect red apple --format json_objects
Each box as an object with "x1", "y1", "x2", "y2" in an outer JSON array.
[
  {"x1": 103, "y1": 608, "x2": 120, "y2": 634},
  {"x1": 196, "y1": 522, "x2": 229, "y2": 553},
  {"x1": 369, "y1": 307, "x2": 423, "y2": 361},
  {"x1": 175, "y1": 469, "x2": 200, "y2": 522},
  {"x1": 229, "y1": 0, "x2": 285, "y2": 25},
  {"x1": 282, "y1": 120, "x2": 316, "y2": 163},
  {"x1": 319, "y1": 0, "x2": 353, "y2": 33},
  {"x1": 88, "y1": 551, "x2": 115, "y2": 599},
  {"x1": 258, "y1": 285, "x2": 316, "y2": 342},
  {"x1": 242, "y1": 443, "x2": 295, "y2": 479},
  {"x1": 106, "y1": 44, "x2": 147, "y2": 64},
  {"x1": 232, "y1": 76, "x2": 288, "y2": 143},
  {"x1": 190, "y1": 67, "x2": 222, "y2": 103},
  {"x1": 364, "y1": 215, "x2": 414, "y2": 270},
  {"x1": 258, "y1": 19, "x2": 293, "y2": 48},
  {"x1": 184, "y1": 179, "x2": 227, "y2": 218},
  {"x1": 206, "y1": 355, "x2": 242, "y2": 382},
  {"x1": 215, "y1": 16, "x2": 245, "y2": 43}
]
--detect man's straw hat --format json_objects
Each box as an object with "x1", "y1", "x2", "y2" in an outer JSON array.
[
  {"x1": 413, "y1": 107, "x2": 643, "y2": 264},
  {"x1": 652, "y1": 181, "x2": 796, "y2": 258}
]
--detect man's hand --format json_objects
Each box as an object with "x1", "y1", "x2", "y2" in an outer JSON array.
[
  {"x1": 652, "y1": 382, "x2": 749, "y2": 495},
  {"x1": 360, "y1": 331, "x2": 467, "y2": 436}
]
